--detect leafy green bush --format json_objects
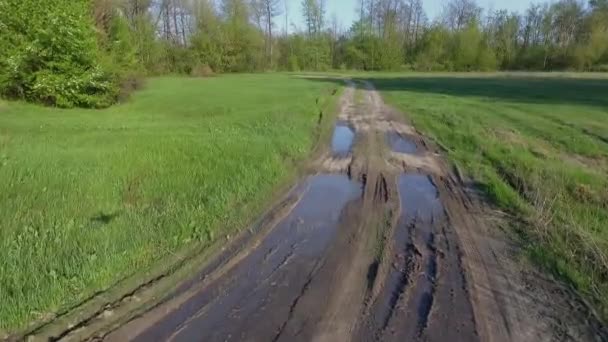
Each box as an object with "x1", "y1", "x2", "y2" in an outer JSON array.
[
  {"x1": 591, "y1": 64, "x2": 608, "y2": 72},
  {"x1": 99, "y1": 12, "x2": 146, "y2": 101},
  {"x1": 0, "y1": 0, "x2": 117, "y2": 108}
]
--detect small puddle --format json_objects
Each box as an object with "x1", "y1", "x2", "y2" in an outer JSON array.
[
  {"x1": 399, "y1": 174, "x2": 442, "y2": 224},
  {"x1": 332, "y1": 122, "x2": 355, "y2": 157},
  {"x1": 386, "y1": 131, "x2": 417, "y2": 154},
  {"x1": 135, "y1": 175, "x2": 362, "y2": 342}
]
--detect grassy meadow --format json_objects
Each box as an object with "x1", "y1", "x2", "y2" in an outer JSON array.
[
  {"x1": 365, "y1": 73, "x2": 608, "y2": 320},
  {"x1": 0, "y1": 74, "x2": 338, "y2": 332},
  {"x1": 1, "y1": 71, "x2": 607, "y2": 332}
]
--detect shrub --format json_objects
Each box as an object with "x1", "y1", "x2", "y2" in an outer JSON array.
[
  {"x1": 0, "y1": 0, "x2": 117, "y2": 108},
  {"x1": 591, "y1": 64, "x2": 608, "y2": 72},
  {"x1": 288, "y1": 55, "x2": 300, "y2": 71},
  {"x1": 191, "y1": 64, "x2": 215, "y2": 77},
  {"x1": 99, "y1": 12, "x2": 146, "y2": 102}
]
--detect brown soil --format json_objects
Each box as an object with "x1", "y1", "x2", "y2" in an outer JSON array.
[{"x1": 19, "y1": 81, "x2": 606, "y2": 342}]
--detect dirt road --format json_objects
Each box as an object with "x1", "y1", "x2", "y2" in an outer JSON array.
[{"x1": 23, "y1": 81, "x2": 606, "y2": 342}]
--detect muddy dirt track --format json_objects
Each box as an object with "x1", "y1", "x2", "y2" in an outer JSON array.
[{"x1": 20, "y1": 81, "x2": 607, "y2": 342}]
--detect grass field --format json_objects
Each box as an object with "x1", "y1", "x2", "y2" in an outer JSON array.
[
  {"x1": 365, "y1": 74, "x2": 608, "y2": 320},
  {"x1": 0, "y1": 74, "x2": 338, "y2": 332}
]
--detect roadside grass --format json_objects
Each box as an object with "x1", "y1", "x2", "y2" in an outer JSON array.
[
  {"x1": 366, "y1": 74, "x2": 608, "y2": 321},
  {"x1": 0, "y1": 74, "x2": 338, "y2": 332}
]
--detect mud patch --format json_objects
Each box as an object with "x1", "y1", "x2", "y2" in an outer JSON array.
[
  {"x1": 318, "y1": 155, "x2": 353, "y2": 174},
  {"x1": 112, "y1": 174, "x2": 362, "y2": 342},
  {"x1": 389, "y1": 152, "x2": 443, "y2": 176},
  {"x1": 360, "y1": 174, "x2": 445, "y2": 341},
  {"x1": 393, "y1": 174, "x2": 441, "y2": 333},
  {"x1": 331, "y1": 121, "x2": 355, "y2": 157},
  {"x1": 386, "y1": 131, "x2": 417, "y2": 154}
]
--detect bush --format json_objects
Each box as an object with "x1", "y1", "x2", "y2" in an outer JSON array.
[
  {"x1": 0, "y1": 0, "x2": 117, "y2": 108},
  {"x1": 100, "y1": 12, "x2": 146, "y2": 102},
  {"x1": 191, "y1": 64, "x2": 215, "y2": 77},
  {"x1": 590, "y1": 64, "x2": 608, "y2": 72},
  {"x1": 116, "y1": 72, "x2": 145, "y2": 102},
  {"x1": 477, "y1": 48, "x2": 499, "y2": 71},
  {"x1": 288, "y1": 55, "x2": 300, "y2": 71}
]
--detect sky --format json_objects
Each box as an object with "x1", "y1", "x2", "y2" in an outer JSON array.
[{"x1": 274, "y1": 0, "x2": 540, "y2": 33}]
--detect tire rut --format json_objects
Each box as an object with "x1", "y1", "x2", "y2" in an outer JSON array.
[{"x1": 271, "y1": 258, "x2": 326, "y2": 342}]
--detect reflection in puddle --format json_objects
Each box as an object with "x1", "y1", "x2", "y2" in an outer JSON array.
[
  {"x1": 386, "y1": 131, "x2": 417, "y2": 154},
  {"x1": 399, "y1": 174, "x2": 442, "y2": 223},
  {"x1": 332, "y1": 122, "x2": 355, "y2": 157}
]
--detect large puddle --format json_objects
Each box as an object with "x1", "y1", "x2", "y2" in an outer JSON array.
[
  {"x1": 134, "y1": 175, "x2": 362, "y2": 342},
  {"x1": 331, "y1": 122, "x2": 355, "y2": 157},
  {"x1": 386, "y1": 131, "x2": 417, "y2": 154}
]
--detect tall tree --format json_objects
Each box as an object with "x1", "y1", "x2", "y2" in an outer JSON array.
[
  {"x1": 301, "y1": 0, "x2": 325, "y2": 36},
  {"x1": 254, "y1": 0, "x2": 282, "y2": 67},
  {"x1": 487, "y1": 10, "x2": 520, "y2": 68},
  {"x1": 442, "y1": 0, "x2": 482, "y2": 30},
  {"x1": 220, "y1": 0, "x2": 264, "y2": 71}
]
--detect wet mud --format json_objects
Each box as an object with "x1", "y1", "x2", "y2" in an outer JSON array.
[{"x1": 356, "y1": 174, "x2": 478, "y2": 342}]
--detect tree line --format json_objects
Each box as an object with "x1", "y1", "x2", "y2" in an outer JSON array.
[{"x1": 1, "y1": 0, "x2": 607, "y2": 107}]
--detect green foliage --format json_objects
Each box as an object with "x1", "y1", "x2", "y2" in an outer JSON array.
[
  {"x1": 0, "y1": 0, "x2": 117, "y2": 108},
  {"x1": 341, "y1": 22, "x2": 377, "y2": 70},
  {"x1": 131, "y1": 15, "x2": 164, "y2": 74},
  {"x1": 4, "y1": 0, "x2": 607, "y2": 107},
  {"x1": 487, "y1": 10, "x2": 520, "y2": 68},
  {"x1": 191, "y1": 0, "x2": 225, "y2": 72},
  {"x1": 278, "y1": 33, "x2": 332, "y2": 71},
  {"x1": 452, "y1": 23, "x2": 483, "y2": 70},
  {"x1": 477, "y1": 47, "x2": 499, "y2": 71},
  {"x1": 377, "y1": 30, "x2": 404, "y2": 70},
  {"x1": 100, "y1": 14, "x2": 145, "y2": 100},
  {"x1": 219, "y1": 0, "x2": 265, "y2": 72},
  {"x1": 574, "y1": 9, "x2": 608, "y2": 70},
  {"x1": 415, "y1": 26, "x2": 451, "y2": 71}
]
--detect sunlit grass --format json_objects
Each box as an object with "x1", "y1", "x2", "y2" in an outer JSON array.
[{"x1": 0, "y1": 74, "x2": 338, "y2": 332}]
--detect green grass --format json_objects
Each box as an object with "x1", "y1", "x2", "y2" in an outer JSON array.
[
  {"x1": 0, "y1": 74, "x2": 338, "y2": 332},
  {"x1": 363, "y1": 73, "x2": 608, "y2": 321}
]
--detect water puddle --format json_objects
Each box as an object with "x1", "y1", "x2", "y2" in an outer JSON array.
[
  {"x1": 331, "y1": 121, "x2": 355, "y2": 157},
  {"x1": 386, "y1": 131, "x2": 417, "y2": 154},
  {"x1": 135, "y1": 175, "x2": 362, "y2": 342},
  {"x1": 399, "y1": 174, "x2": 442, "y2": 224}
]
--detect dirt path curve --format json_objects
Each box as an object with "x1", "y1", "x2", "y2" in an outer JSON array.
[{"x1": 32, "y1": 81, "x2": 606, "y2": 342}]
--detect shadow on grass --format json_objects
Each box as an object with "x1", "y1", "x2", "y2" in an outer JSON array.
[
  {"x1": 90, "y1": 211, "x2": 120, "y2": 225},
  {"x1": 298, "y1": 74, "x2": 608, "y2": 109}
]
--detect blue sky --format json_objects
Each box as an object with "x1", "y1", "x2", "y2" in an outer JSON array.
[{"x1": 275, "y1": 0, "x2": 542, "y2": 32}]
